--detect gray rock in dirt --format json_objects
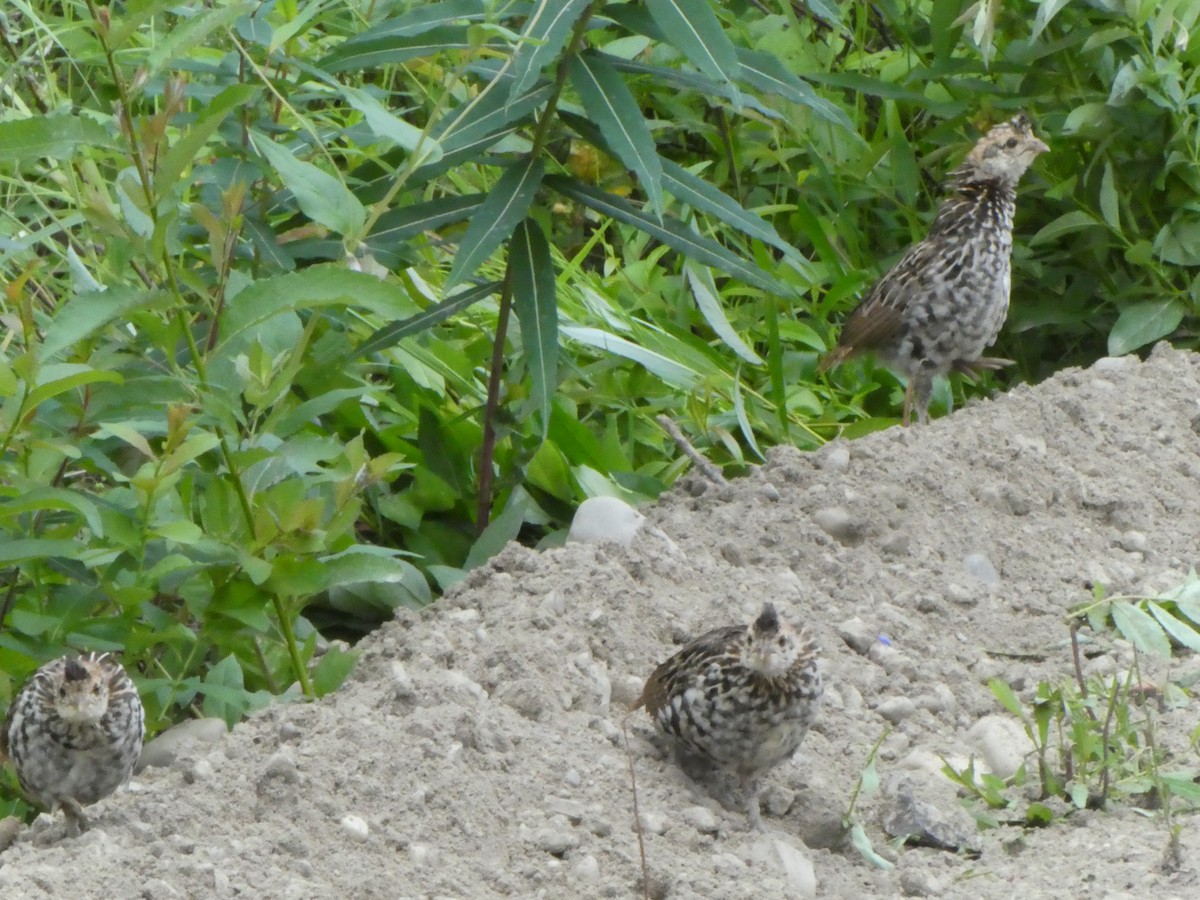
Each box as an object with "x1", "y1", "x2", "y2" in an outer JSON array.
[
  {"x1": 136, "y1": 717, "x2": 228, "y2": 772},
  {"x1": 965, "y1": 714, "x2": 1032, "y2": 780},
  {"x1": 340, "y1": 815, "x2": 369, "y2": 841},
  {"x1": 0, "y1": 816, "x2": 21, "y2": 854},
  {"x1": 819, "y1": 445, "x2": 851, "y2": 472},
  {"x1": 837, "y1": 616, "x2": 875, "y2": 655},
  {"x1": 880, "y1": 784, "x2": 978, "y2": 854},
  {"x1": 875, "y1": 697, "x2": 917, "y2": 724},
  {"x1": 681, "y1": 805, "x2": 720, "y2": 835},
  {"x1": 900, "y1": 868, "x2": 945, "y2": 897},
  {"x1": 813, "y1": 507, "x2": 863, "y2": 544},
  {"x1": 528, "y1": 817, "x2": 580, "y2": 856},
  {"x1": 964, "y1": 552, "x2": 999, "y2": 584},
  {"x1": 567, "y1": 497, "x2": 644, "y2": 546},
  {"x1": 747, "y1": 834, "x2": 817, "y2": 899}
]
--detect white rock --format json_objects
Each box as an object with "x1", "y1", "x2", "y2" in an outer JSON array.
[
  {"x1": 963, "y1": 553, "x2": 999, "y2": 584},
  {"x1": 681, "y1": 805, "x2": 719, "y2": 834},
  {"x1": 570, "y1": 854, "x2": 600, "y2": 882},
  {"x1": 340, "y1": 815, "x2": 369, "y2": 841},
  {"x1": 567, "y1": 497, "x2": 645, "y2": 546},
  {"x1": 965, "y1": 715, "x2": 1032, "y2": 779},
  {"x1": 748, "y1": 835, "x2": 817, "y2": 899},
  {"x1": 876, "y1": 697, "x2": 917, "y2": 724}
]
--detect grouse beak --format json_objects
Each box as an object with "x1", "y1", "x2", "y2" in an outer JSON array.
[{"x1": 1031, "y1": 137, "x2": 1050, "y2": 156}]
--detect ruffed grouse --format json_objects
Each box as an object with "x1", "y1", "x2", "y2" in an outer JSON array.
[
  {"x1": 633, "y1": 603, "x2": 823, "y2": 830},
  {"x1": 2, "y1": 652, "x2": 144, "y2": 835},
  {"x1": 819, "y1": 114, "x2": 1049, "y2": 424}
]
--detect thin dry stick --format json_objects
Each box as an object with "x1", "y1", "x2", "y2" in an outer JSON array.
[
  {"x1": 656, "y1": 415, "x2": 727, "y2": 485},
  {"x1": 620, "y1": 713, "x2": 652, "y2": 900}
]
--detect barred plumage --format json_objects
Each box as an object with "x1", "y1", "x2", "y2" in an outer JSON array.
[
  {"x1": 633, "y1": 604, "x2": 822, "y2": 830},
  {"x1": 2, "y1": 652, "x2": 144, "y2": 835},
  {"x1": 819, "y1": 114, "x2": 1050, "y2": 424}
]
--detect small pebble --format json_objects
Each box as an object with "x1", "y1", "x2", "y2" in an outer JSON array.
[
  {"x1": 636, "y1": 812, "x2": 668, "y2": 835},
  {"x1": 278, "y1": 722, "x2": 303, "y2": 742},
  {"x1": 813, "y1": 507, "x2": 862, "y2": 544},
  {"x1": 819, "y1": 445, "x2": 851, "y2": 472},
  {"x1": 570, "y1": 854, "x2": 600, "y2": 882},
  {"x1": 836, "y1": 616, "x2": 874, "y2": 655},
  {"x1": 531, "y1": 821, "x2": 580, "y2": 856},
  {"x1": 964, "y1": 552, "x2": 999, "y2": 584},
  {"x1": 761, "y1": 483, "x2": 781, "y2": 501},
  {"x1": 876, "y1": 697, "x2": 917, "y2": 724},
  {"x1": 966, "y1": 715, "x2": 1031, "y2": 779},
  {"x1": 1117, "y1": 530, "x2": 1147, "y2": 553},
  {"x1": 340, "y1": 815, "x2": 369, "y2": 842},
  {"x1": 681, "y1": 805, "x2": 719, "y2": 835}
]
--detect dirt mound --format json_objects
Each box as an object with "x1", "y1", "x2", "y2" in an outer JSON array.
[{"x1": 2, "y1": 345, "x2": 1199, "y2": 899}]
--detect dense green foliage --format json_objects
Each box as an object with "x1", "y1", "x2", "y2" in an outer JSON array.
[{"x1": 1, "y1": 0, "x2": 1198, "y2": 814}]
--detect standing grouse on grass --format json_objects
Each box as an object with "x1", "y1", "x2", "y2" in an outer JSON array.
[
  {"x1": 633, "y1": 603, "x2": 823, "y2": 831},
  {"x1": 2, "y1": 652, "x2": 144, "y2": 836},
  {"x1": 818, "y1": 114, "x2": 1049, "y2": 424}
]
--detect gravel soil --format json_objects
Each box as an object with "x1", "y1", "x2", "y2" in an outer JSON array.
[{"x1": 2, "y1": 345, "x2": 1200, "y2": 899}]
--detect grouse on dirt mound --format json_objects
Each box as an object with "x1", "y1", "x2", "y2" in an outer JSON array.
[{"x1": 819, "y1": 114, "x2": 1049, "y2": 424}]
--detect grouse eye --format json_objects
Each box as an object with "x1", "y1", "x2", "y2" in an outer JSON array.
[
  {"x1": 92, "y1": 684, "x2": 103, "y2": 694},
  {"x1": 1005, "y1": 137, "x2": 1019, "y2": 148}
]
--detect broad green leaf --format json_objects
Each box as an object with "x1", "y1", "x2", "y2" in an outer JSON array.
[
  {"x1": 341, "y1": 85, "x2": 443, "y2": 167},
  {"x1": 0, "y1": 539, "x2": 86, "y2": 563},
  {"x1": 1154, "y1": 216, "x2": 1200, "y2": 265},
  {"x1": 509, "y1": 218, "x2": 559, "y2": 438},
  {"x1": 645, "y1": 0, "x2": 740, "y2": 87},
  {"x1": 446, "y1": 158, "x2": 544, "y2": 290},
  {"x1": 737, "y1": 51, "x2": 856, "y2": 131},
  {"x1": 547, "y1": 174, "x2": 789, "y2": 294},
  {"x1": 28, "y1": 364, "x2": 123, "y2": 407},
  {"x1": 0, "y1": 116, "x2": 114, "y2": 162},
  {"x1": 369, "y1": 195, "x2": 485, "y2": 246},
  {"x1": 684, "y1": 262, "x2": 761, "y2": 365},
  {"x1": 0, "y1": 488, "x2": 103, "y2": 535},
  {"x1": 39, "y1": 287, "x2": 172, "y2": 361},
  {"x1": 465, "y1": 487, "x2": 529, "y2": 569},
  {"x1": 252, "y1": 132, "x2": 366, "y2": 237},
  {"x1": 1029, "y1": 210, "x2": 1102, "y2": 246},
  {"x1": 1107, "y1": 299, "x2": 1184, "y2": 356},
  {"x1": 988, "y1": 678, "x2": 1024, "y2": 717},
  {"x1": 509, "y1": 0, "x2": 593, "y2": 100},
  {"x1": 567, "y1": 51, "x2": 665, "y2": 219},
  {"x1": 354, "y1": 281, "x2": 501, "y2": 358},
  {"x1": 160, "y1": 433, "x2": 223, "y2": 476},
  {"x1": 312, "y1": 646, "x2": 360, "y2": 697},
  {"x1": 218, "y1": 266, "x2": 422, "y2": 351},
  {"x1": 1110, "y1": 601, "x2": 1171, "y2": 658},
  {"x1": 1148, "y1": 603, "x2": 1200, "y2": 652},
  {"x1": 1099, "y1": 160, "x2": 1120, "y2": 233},
  {"x1": 94, "y1": 421, "x2": 155, "y2": 459},
  {"x1": 562, "y1": 326, "x2": 702, "y2": 388}
]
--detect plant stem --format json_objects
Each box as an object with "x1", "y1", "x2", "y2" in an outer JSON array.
[
  {"x1": 274, "y1": 596, "x2": 313, "y2": 697},
  {"x1": 477, "y1": 268, "x2": 514, "y2": 532}
]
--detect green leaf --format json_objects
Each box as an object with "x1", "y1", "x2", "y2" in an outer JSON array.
[
  {"x1": 155, "y1": 84, "x2": 260, "y2": 204},
  {"x1": 1148, "y1": 603, "x2": 1200, "y2": 652},
  {"x1": 28, "y1": 364, "x2": 123, "y2": 407},
  {"x1": 645, "y1": 0, "x2": 741, "y2": 87},
  {"x1": 1025, "y1": 801, "x2": 1055, "y2": 826},
  {"x1": 988, "y1": 678, "x2": 1024, "y2": 717},
  {"x1": 736, "y1": 50, "x2": 856, "y2": 132},
  {"x1": 0, "y1": 539, "x2": 86, "y2": 563},
  {"x1": 0, "y1": 488, "x2": 103, "y2": 535},
  {"x1": 446, "y1": 158, "x2": 544, "y2": 290},
  {"x1": 567, "y1": 51, "x2": 665, "y2": 219},
  {"x1": 252, "y1": 132, "x2": 366, "y2": 237},
  {"x1": 319, "y1": 25, "x2": 475, "y2": 71},
  {"x1": 312, "y1": 646, "x2": 360, "y2": 698},
  {"x1": 1107, "y1": 299, "x2": 1185, "y2": 356},
  {"x1": 1110, "y1": 601, "x2": 1172, "y2": 658},
  {"x1": 0, "y1": 116, "x2": 114, "y2": 162},
  {"x1": 340, "y1": 86, "x2": 443, "y2": 167},
  {"x1": 1099, "y1": 160, "x2": 1121, "y2": 233},
  {"x1": 465, "y1": 487, "x2": 530, "y2": 569},
  {"x1": 144, "y1": 2, "x2": 253, "y2": 82},
  {"x1": 370, "y1": 195, "x2": 485, "y2": 247},
  {"x1": 509, "y1": 0, "x2": 593, "y2": 100},
  {"x1": 218, "y1": 266, "x2": 422, "y2": 352},
  {"x1": 509, "y1": 218, "x2": 558, "y2": 439},
  {"x1": 684, "y1": 262, "x2": 762, "y2": 364},
  {"x1": 848, "y1": 822, "x2": 894, "y2": 870},
  {"x1": 354, "y1": 281, "x2": 501, "y2": 358},
  {"x1": 39, "y1": 287, "x2": 173, "y2": 361},
  {"x1": 562, "y1": 326, "x2": 702, "y2": 388},
  {"x1": 547, "y1": 174, "x2": 788, "y2": 294},
  {"x1": 732, "y1": 372, "x2": 763, "y2": 461},
  {"x1": 1029, "y1": 211, "x2": 1102, "y2": 246}
]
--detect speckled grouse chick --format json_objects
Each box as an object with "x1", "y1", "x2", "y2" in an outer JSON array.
[
  {"x1": 819, "y1": 114, "x2": 1049, "y2": 424},
  {"x1": 633, "y1": 603, "x2": 822, "y2": 830},
  {"x1": 2, "y1": 652, "x2": 144, "y2": 835}
]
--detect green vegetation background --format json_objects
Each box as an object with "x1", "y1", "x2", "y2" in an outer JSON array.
[{"x1": 1, "y1": 0, "x2": 1197, "y2": 813}]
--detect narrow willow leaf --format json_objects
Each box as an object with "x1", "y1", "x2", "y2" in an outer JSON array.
[
  {"x1": 547, "y1": 174, "x2": 789, "y2": 294},
  {"x1": 509, "y1": 0, "x2": 593, "y2": 100},
  {"x1": 602, "y1": 57, "x2": 782, "y2": 120},
  {"x1": 684, "y1": 262, "x2": 762, "y2": 364},
  {"x1": 735, "y1": 49, "x2": 855, "y2": 132},
  {"x1": 435, "y1": 83, "x2": 554, "y2": 156},
  {"x1": 252, "y1": 133, "x2": 366, "y2": 237},
  {"x1": 567, "y1": 51, "x2": 665, "y2": 219},
  {"x1": 1110, "y1": 601, "x2": 1172, "y2": 658},
  {"x1": 645, "y1": 0, "x2": 740, "y2": 87},
  {"x1": 732, "y1": 372, "x2": 764, "y2": 461},
  {"x1": 561, "y1": 326, "x2": 701, "y2": 388},
  {"x1": 156, "y1": 84, "x2": 259, "y2": 202},
  {"x1": 39, "y1": 287, "x2": 172, "y2": 361},
  {"x1": 354, "y1": 281, "x2": 502, "y2": 358},
  {"x1": 144, "y1": 2, "x2": 253, "y2": 81},
  {"x1": 369, "y1": 195, "x2": 485, "y2": 245},
  {"x1": 1107, "y1": 299, "x2": 1185, "y2": 356},
  {"x1": 509, "y1": 218, "x2": 558, "y2": 438},
  {"x1": 0, "y1": 116, "x2": 113, "y2": 162},
  {"x1": 1029, "y1": 210, "x2": 1101, "y2": 245},
  {"x1": 341, "y1": 85, "x2": 443, "y2": 166},
  {"x1": 342, "y1": 0, "x2": 484, "y2": 41},
  {"x1": 1148, "y1": 603, "x2": 1200, "y2": 652},
  {"x1": 319, "y1": 25, "x2": 474, "y2": 71},
  {"x1": 218, "y1": 266, "x2": 423, "y2": 352},
  {"x1": 28, "y1": 364, "x2": 123, "y2": 407},
  {"x1": 446, "y1": 158, "x2": 544, "y2": 290}
]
